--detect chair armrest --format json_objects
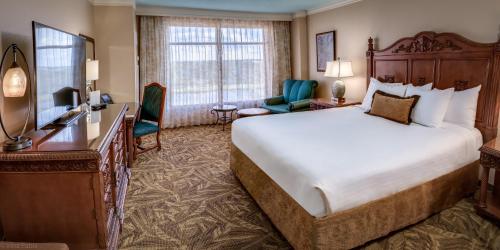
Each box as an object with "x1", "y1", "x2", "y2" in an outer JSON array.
[
  {"x1": 288, "y1": 99, "x2": 311, "y2": 111},
  {"x1": 264, "y1": 95, "x2": 285, "y2": 105}
]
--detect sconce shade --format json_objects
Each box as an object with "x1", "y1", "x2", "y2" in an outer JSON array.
[
  {"x1": 86, "y1": 60, "x2": 99, "y2": 81},
  {"x1": 324, "y1": 60, "x2": 354, "y2": 78},
  {"x1": 2, "y1": 62, "x2": 27, "y2": 97}
]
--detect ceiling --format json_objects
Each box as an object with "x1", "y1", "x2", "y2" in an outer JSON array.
[{"x1": 135, "y1": 0, "x2": 348, "y2": 13}]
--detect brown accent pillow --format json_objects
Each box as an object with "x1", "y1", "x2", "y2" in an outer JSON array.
[{"x1": 366, "y1": 90, "x2": 420, "y2": 125}]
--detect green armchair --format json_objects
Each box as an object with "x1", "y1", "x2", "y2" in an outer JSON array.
[{"x1": 262, "y1": 79, "x2": 318, "y2": 113}]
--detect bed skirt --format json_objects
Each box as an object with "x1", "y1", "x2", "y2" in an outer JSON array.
[{"x1": 230, "y1": 144, "x2": 479, "y2": 249}]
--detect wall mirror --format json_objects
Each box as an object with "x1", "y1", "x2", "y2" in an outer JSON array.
[{"x1": 79, "y1": 34, "x2": 96, "y2": 90}]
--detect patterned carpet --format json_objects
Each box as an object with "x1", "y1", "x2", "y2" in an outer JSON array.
[{"x1": 119, "y1": 125, "x2": 500, "y2": 250}]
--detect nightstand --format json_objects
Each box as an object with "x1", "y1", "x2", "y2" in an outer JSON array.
[
  {"x1": 310, "y1": 98, "x2": 361, "y2": 110},
  {"x1": 475, "y1": 137, "x2": 500, "y2": 222}
]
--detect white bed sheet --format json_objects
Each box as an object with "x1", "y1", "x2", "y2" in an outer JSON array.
[{"x1": 231, "y1": 106, "x2": 482, "y2": 217}]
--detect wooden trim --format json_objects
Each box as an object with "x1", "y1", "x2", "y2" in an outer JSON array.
[{"x1": 307, "y1": 0, "x2": 364, "y2": 15}]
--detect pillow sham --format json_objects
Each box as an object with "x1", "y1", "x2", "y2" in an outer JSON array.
[
  {"x1": 407, "y1": 82, "x2": 433, "y2": 91},
  {"x1": 361, "y1": 78, "x2": 406, "y2": 111},
  {"x1": 367, "y1": 90, "x2": 420, "y2": 125},
  {"x1": 405, "y1": 87, "x2": 454, "y2": 127},
  {"x1": 444, "y1": 85, "x2": 481, "y2": 129}
]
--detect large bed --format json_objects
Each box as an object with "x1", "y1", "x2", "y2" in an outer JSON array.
[
  {"x1": 230, "y1": 32, "x2": 500, "y2": 249},
  {"x1": 233, "y1": 106, "x2": 483, "y2": 217}
]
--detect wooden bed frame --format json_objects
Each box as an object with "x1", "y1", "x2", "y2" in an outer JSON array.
[{"x1": 231, "y1": 32, "x2": 500, "y2": 249}]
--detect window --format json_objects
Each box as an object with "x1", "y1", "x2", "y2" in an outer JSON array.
[{"x1": 167, "y1": 24, "x2": 268, "y2": 106}]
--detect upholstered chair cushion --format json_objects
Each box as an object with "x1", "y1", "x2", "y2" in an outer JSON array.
[
  {"x1": 141, "y1": 85, "x2": 164, "y2": 122},
  {"x1": 264, "y1": 95, "x2": 285, "y2": 105},
  {"x1": 288, "y1": 99, "x2": 312, "y2": 111},
  {"x1": 134, "y1": 121, "x2": 160, "y2": 138},
  {"x1": 261, "y1": 104, "x2": 290, "y2": 113},
  {"x1": 283, "y1": 80, "x2": 318, "y2": 103}
]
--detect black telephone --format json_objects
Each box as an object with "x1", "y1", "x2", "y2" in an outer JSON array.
[{"x1": 101, "y1": 93, "x2": 114, "y2": 104}]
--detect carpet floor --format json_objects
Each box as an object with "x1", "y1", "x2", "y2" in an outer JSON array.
[{"x1": 119, "y1": 125, "x2": 500, "y2": 250}]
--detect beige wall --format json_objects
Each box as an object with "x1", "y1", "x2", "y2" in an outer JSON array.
[
  {"x1": 305, "y1": 0, "x2": 500, "y2": 100},
  {"x1": 0, "y1": 0, "x2": 94, "y2": 141},
  {"x1": 291, "y1": 16, "x2": 309, "y2": 79},
  {"x1": 94, "y1": 6, "x2": 138, "y2": 103}
]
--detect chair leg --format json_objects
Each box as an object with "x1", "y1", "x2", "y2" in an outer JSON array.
[
  {"x1": 133, "y1": 137, "x2": 138, "y2": 160},
  {"x1": 156, "y1": 131, "x2": 161, "y2": 151}
]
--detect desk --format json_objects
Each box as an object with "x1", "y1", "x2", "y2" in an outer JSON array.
[
  {"x1": 0, "y1": 104, "x2": 129, "y2": 250},
  {"x1": 125, "y1": 102, "x2": 140, "y2": 168}
]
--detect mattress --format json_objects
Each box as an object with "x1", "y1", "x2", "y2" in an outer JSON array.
[{"x1": 231, "y1": 106, "x2": 482, "y2": 217}]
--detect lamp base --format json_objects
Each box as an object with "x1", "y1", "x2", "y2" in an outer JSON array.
[
  {"x1": 332, "y1": 80, "x2": 346, "y2": 99},
  {"x1": 2, "y1": 136, "x2": 32, "y2": 151}
]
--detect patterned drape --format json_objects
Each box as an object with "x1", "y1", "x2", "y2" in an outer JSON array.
[
  {"x1": 139, "y1": 17, "x2": 167, "y2": 95},
  {"x1": 139, "y1": 16, "x2": 291, "y2": 128},
  {"x1": 271, "y1": 21, "x2": 292, "y2": 95}
]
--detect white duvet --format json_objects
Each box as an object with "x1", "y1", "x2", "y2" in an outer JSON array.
[{"x1": 231, "y1": 106, "x2": 482, "y2": 217}]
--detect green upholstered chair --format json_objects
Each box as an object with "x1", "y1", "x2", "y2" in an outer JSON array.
[
  {"x1": 133, "y1": 82, "x2": 166, "y2": 159},
  {"x1": 261, "y1": 79, "x2": 318, "y2": 113}
]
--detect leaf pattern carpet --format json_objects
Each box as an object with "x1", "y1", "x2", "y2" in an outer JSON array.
[{"x1": 119, "y1": 125, "x2": 500, "y2": 250}]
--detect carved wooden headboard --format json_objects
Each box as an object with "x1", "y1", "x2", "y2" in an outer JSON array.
[{"x1": 366, "y1": 31, "x2": 500, "y2": 141}]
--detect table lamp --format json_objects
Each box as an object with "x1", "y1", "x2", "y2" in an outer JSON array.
[
  {"x1": 86, "y1": 59, "x2": 99, "y2": 100},
  {"x1": 0, "y1": 44, "x2": 33, "y2": 151},
  {"x1": 324, "y1": 58, "x2": 353, "y2": 102}
]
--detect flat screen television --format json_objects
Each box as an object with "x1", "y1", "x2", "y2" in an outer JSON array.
[{"x1": 33, "y1": 21, "x2": 86, "y2": 130}]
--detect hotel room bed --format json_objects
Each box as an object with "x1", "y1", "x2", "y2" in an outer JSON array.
[
  {"x1": 230, "y1": 32, "x2": 500, "y2": 249},
  {"x1": 232, "y1": 106, "x2": 483, "y2": 217}
]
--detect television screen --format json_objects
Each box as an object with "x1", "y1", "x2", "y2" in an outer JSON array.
[{"x1": 33, "y1": 22, "x2": 86, "y2": 130}]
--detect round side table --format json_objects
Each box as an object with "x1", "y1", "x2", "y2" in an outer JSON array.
[
  {"x1": 237, "y1": 108, "x2": 271, "y2": 118},
  {"x1": 210, "y1": 104, "x2": 237, "y2": 131}
]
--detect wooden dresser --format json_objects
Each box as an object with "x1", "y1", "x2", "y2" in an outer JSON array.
[{"x1": 0, "y1": 104, "x2": 130, "y2": 250}]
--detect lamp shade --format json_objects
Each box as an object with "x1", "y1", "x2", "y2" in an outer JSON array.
[
  {"x1": 324, "y1": 60, "x2": 354, "y2": 78},
  {"x1": 86, "y1": 60, "x2": 99, "y2": 81},
  {"x1": 2, "y1": 62, "x2": 27, "y2": 97}
]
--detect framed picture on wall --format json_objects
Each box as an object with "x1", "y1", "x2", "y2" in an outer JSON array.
[{"x1": 316, "y1": 31, "x2": 336, "y2": 72}]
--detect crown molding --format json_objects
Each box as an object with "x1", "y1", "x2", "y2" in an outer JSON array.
[
  {"x1": 136, "y1": 6, "x2": 293, "y2": 21},
  {"x1": 293, "y1": 11, "x2": 307, "y2": 19},
  {"x1": 307, "y1": 0, "x2": 363, "y2": 15},
  {"x1": 89, "y1": 0, "x2": 135, "y2": 8}
]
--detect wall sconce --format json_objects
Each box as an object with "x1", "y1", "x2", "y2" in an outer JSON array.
[{"x1": 0, "y1": 44, "x2": 33, "y2": 151}]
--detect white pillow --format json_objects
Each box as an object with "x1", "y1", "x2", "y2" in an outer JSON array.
[
  {"x1": 361, "y1": 78, "x2": 406, "y2": 111},
  {"x1": 406, "y1": 87, "x2": 454, "y2": 127},
  {"x1": 444, "y1": 86, "x2": 481, "y2": 129},
  {"x1": 407, "y1": 83, "x2": 433, "y2": 91}
]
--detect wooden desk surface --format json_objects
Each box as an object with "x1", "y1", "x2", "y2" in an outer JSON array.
[
  {"x1": 125, "y1": 102, "x2": 140, "y2": 120},
  {"x1": 0, "y1": 104, "x2": 127, "y2": 155}
]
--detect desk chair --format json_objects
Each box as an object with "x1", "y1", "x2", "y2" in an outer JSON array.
[{"x1": 133, "y1": 82, "x2": 166, "y2": 159}]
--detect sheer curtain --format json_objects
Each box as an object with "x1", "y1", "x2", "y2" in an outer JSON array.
[{"x1": 139, "y1": 16, "x2": 290, "y2": 128}]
